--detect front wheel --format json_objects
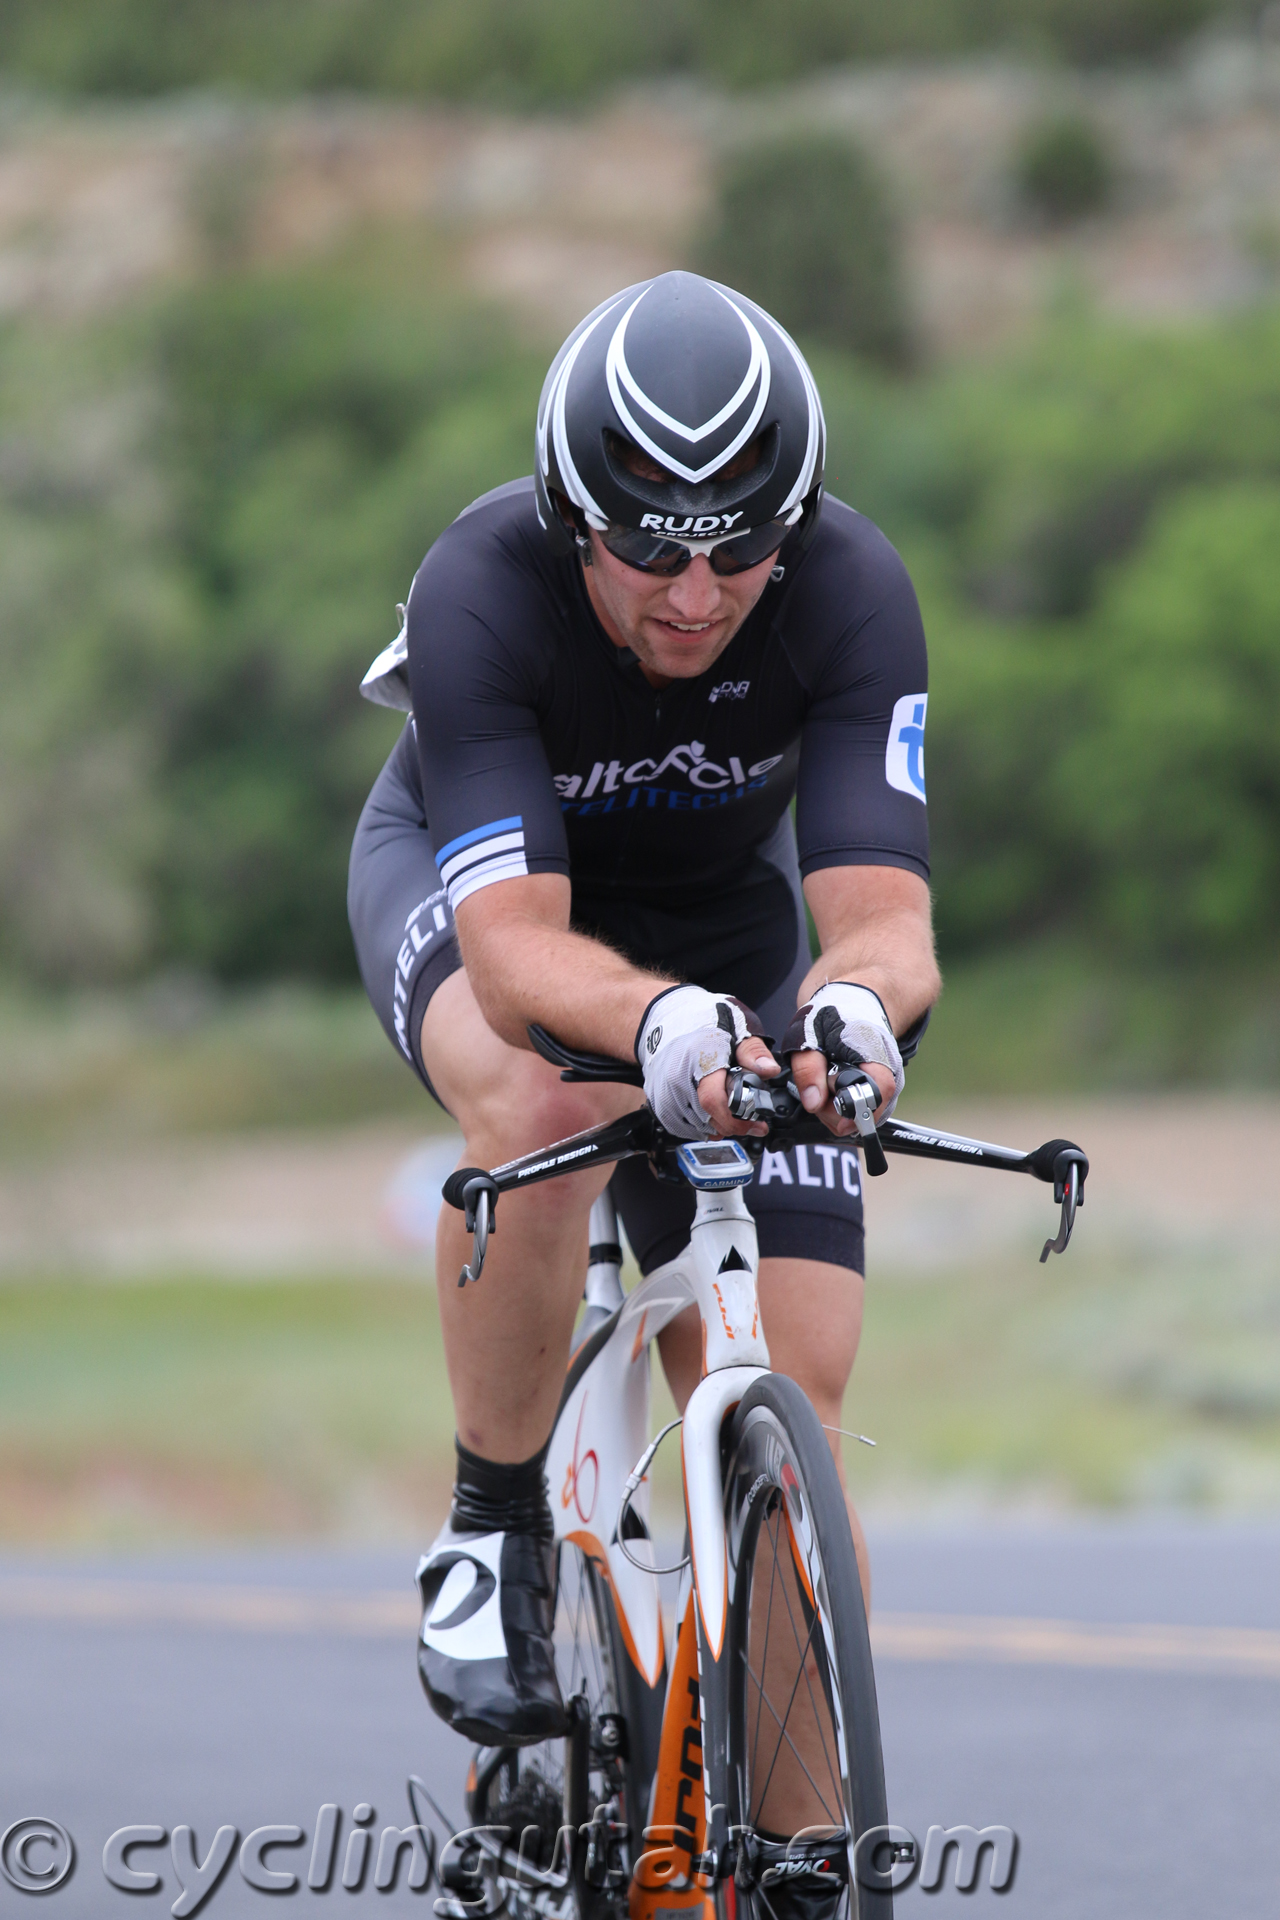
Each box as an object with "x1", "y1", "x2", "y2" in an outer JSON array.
[{"x1": 720, "y1": 1373, "x2": 892, "y2": 1920}]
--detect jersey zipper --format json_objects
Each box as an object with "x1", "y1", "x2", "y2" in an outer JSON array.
[{"x1": 604, "y1": 685, "x2": 664, "y2": 885}]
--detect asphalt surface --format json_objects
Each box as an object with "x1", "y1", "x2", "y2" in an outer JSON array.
[{"x1": 2, "y1": 1523, "x2": 1277, "y2": 1919}]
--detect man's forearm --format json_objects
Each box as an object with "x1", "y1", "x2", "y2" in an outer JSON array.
[
  {"x1": 800, "y1": 934, "x2": 939, "y2": 1036},
  {"x1": 455, "y1": 880, "x2": 674, "y2": 1060},
  {"x1": 800, "y1": 866, "x2": 941, "y2": 1036}
]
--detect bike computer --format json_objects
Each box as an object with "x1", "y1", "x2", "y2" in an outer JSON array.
[{"x1": 675, "y1": 1140, "x2": 755, "y2": 1190}]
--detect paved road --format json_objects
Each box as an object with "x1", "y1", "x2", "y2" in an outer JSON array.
[{"x1": 2, "y1": 1524, "x2": 1277, "y2": 1918}]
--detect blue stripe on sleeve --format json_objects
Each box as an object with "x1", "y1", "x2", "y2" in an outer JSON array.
[{"x1": 435, "y1": 816, "x2": 523, "y2": 864}]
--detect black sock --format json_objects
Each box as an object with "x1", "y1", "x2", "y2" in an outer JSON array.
[{"x1": 451, "y1": 1438, "x2": 554, "y2": 1538}]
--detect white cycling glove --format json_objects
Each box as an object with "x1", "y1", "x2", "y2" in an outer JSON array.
[
  {"x1": 781, "y1": 982, "x2": 905, "y2": 1117},
  {"x1": 636, "y1": 985, "x2": 765, "y2": 1139}
]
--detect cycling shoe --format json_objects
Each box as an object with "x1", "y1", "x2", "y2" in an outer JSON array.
[{"x1": 416, "y1": 1520, "x2": 567, "y2": 1746}]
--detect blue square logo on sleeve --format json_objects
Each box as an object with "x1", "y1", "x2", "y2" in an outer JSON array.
[{"x1": 885, "y1": 692, "x2": 927, "y2": 800}]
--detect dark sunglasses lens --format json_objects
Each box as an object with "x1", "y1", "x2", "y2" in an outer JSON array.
[
  {"x1": 598, "y1": 526, "x2": 691, "y2": 574},
  {"x1": 709, "y1": 521, "x2": 790, "y2": 575},
  {"x1": 597, "y1": 518, "x2": 790, "y2": 576}
]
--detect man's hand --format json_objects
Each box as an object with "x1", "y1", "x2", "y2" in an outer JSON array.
[
  {"x1": 789, "y1": 1054, "x2": 896, "y2": 1136},
  {"x1": 637, "y1": 985, "x2": 779, "y2": 1139},
  {"x1": 782, "y1": 982, "x2": 905, "y2": 1137},
  {"x1": 697, "y1": 1035, "x2": 781, "y2": 1138}
]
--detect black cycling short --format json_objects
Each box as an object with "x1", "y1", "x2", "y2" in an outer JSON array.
[{"x1": 352, "y1": 756, "x2": 865, "y2": 1278}]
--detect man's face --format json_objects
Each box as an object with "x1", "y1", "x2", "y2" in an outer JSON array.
[
  {"x1": 576, "y1": 431, "x2": 779, "y2": 683},
  {"x1": 582, "y1": 533, "x2": 776, "y2": 683}
]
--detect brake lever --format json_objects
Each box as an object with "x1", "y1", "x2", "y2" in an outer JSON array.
[
  {"x1": 460, "y1": 1187, "x2": 492, "y2": 1285},
  {"x1": 442, "y1": 1170, "x2": 501, "y2": 1286},
  {"x1": 829, "y1": 1067, "x2": 889, "y2": 1177},
  {"x1": 1040, "y1": 1157, "x2": 1082, "y2": 1263}
]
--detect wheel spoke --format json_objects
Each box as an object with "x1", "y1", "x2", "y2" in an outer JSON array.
[
  {"x1": 747, "y1": 1506, "x2": 783, "y2": 1807},
  {"x1": 745, "y1": 1625, "x2": 838, "y2": 1827},
  {"x1": 766, "y1": 1524, "x2": 843, "y2": 1813},
  {"x1": 746, "y1": 1503, "x2": 841, "y2": 1825}
]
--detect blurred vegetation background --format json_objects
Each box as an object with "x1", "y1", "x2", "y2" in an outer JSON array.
[
  {"x1": 0, "y1": 0, "x2": 1251, "y2": 99},
  {"x1": 2, "y1": 1, "x2": 1280, "y2": 1539},
  {"x1": 3, "y1": 208, "x2": 1277, "y2": 1081}
]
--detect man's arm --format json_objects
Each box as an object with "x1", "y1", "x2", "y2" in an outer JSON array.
[
  {"x1": 451, "y1": 874, "x2": 777, "y2": 1135},
  {"x1": 454, "y1": 873, "x2": 667, "y2": 1058},
  {"x1": 791, "y1": 864, "x2": 942, "y2": 1128},
  {"x1": 800, "y1": 865, "x2": 940, "y2": 1032}
]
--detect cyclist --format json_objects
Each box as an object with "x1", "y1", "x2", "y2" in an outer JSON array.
[{"x1": 348, "y1": 271, "x2": 940, "y2": 1764}]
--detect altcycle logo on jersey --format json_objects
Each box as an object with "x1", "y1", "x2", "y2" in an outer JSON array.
[{"x1": 555, "y1": 740, "x2": 785, "y2": 811}]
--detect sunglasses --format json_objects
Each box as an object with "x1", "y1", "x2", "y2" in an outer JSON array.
[{"x1": 594, "y1": 517, "x2": 792, "y2": 577}]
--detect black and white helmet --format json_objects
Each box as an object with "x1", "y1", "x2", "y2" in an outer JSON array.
[{"x1": 535, "y1": 270, "x2": 825, "y2": 559}]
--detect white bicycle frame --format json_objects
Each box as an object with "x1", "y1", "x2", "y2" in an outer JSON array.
[
  {"x1": 448, "y1": 1082, "x2": 1085, "y2": 1915},
  {"x1": 546, "y1": 1181, "x2": 770, "y2": 1708}
]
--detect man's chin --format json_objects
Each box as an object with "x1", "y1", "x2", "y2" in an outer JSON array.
[{"x1": 638, "y1": 624, "x2": 734, "y2": 678}]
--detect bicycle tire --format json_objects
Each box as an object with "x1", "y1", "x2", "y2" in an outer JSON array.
[
  {"x1": 467, "y1": 1539, "x2": 656, "y2": 1920},
  {"x1": 719, "y1": 1373, "x2": 892, "y2": 1920}
]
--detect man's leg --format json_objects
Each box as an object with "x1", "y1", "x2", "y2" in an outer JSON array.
[
  {"x1": 657, "y1": 1256, "x2": 866, "y2": 1838},
  {"x1": 415, "y1": 966, "x2": 641, "y2": 1746},
  {"x1": 423, "y1": 965, "x2": 642, "y2": 1461}
]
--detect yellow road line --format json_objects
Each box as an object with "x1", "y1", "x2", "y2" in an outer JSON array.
[
  {"x1": 1, "y1": 1581, "x2": 1277, "y2": 1677},
  {"x1": 870, "y1": 1612, "x2": 1280, "y2": 1678},
  {"x1": 0, "y1": 1579, "x2": 416, "y2": 1636}
]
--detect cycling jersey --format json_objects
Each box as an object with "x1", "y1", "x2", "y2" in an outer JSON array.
[
  {"x1": 347, "y1": 474, "x2": 929, "y2": 1276},
  {"x1": 399, "y1": 477, "x2": 928, "y2": 916}
]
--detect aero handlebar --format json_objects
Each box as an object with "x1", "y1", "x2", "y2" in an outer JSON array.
[{"x1": 441, "y1": 1028, "x2": 1089, "y2": 1286}]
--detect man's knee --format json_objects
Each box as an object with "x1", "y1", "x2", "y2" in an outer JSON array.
[
  {"x1": 468, "y1": 1059, "x2": 628, "y2": 1156},
  {"x1": 758, "y1": 1258, "x2": 864, "y2": 1419},
  {"x1": 421, "y1": 968, "x2": 635, "y2": 1158}
]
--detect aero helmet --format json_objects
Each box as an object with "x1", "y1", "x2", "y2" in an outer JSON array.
[{"x1": 535, "y1": 270, "x2": 825, "y2": 566}]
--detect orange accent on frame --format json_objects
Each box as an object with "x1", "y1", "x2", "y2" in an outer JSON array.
[
  {"x1": 629, "y1": 1590, "x2": 709, "y2": 1920},
  {"x1": 564, "y1": 1528, "x2": 665, "y2": 1690},
  {"x1": 710, "y1": 1282, "x2": 735, "y2": 1340}
]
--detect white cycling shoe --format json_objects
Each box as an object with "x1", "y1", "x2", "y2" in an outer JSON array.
[{"x1": 416, "y1": 1519, "x2": 568, "y2": 1747}]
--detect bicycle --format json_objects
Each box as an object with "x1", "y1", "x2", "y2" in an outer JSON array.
[{"x1": 415, "y1": 1028, "x2": 1088, "y2": 1920}]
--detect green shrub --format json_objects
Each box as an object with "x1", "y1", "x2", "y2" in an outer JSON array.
[
  {"x1": 699, "y1": 134, "x2": 910, "y2": 365},
  {"x1": 148, "y1": 256, "x2": 544, "y2": 979},
  {"x1": 1059, "y1": 483, "x2": 1280, "y2": 954},
  {"x1": 1014, "y1": 113, "x2": 1115, "y2": 226}
]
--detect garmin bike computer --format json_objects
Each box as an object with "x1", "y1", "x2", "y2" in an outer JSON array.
[{"x1": 675, "y1": 1140, "x2": 755, "y2": 1190}]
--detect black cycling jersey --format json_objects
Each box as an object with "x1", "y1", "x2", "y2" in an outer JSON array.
[
  {"x1": 349, "y1": 475, "x2": 929, "y2": 1074},
  {"x1": 405, "y1": 477, "x2": 928, "y2": 912},
  {"x1": 348, "y1": 476, "x2": 929, "y2": 1279}
]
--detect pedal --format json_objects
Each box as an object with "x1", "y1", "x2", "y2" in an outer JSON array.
[{"x1": 437, "y1": 1839, "x2": 508, "y2": 1918}]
